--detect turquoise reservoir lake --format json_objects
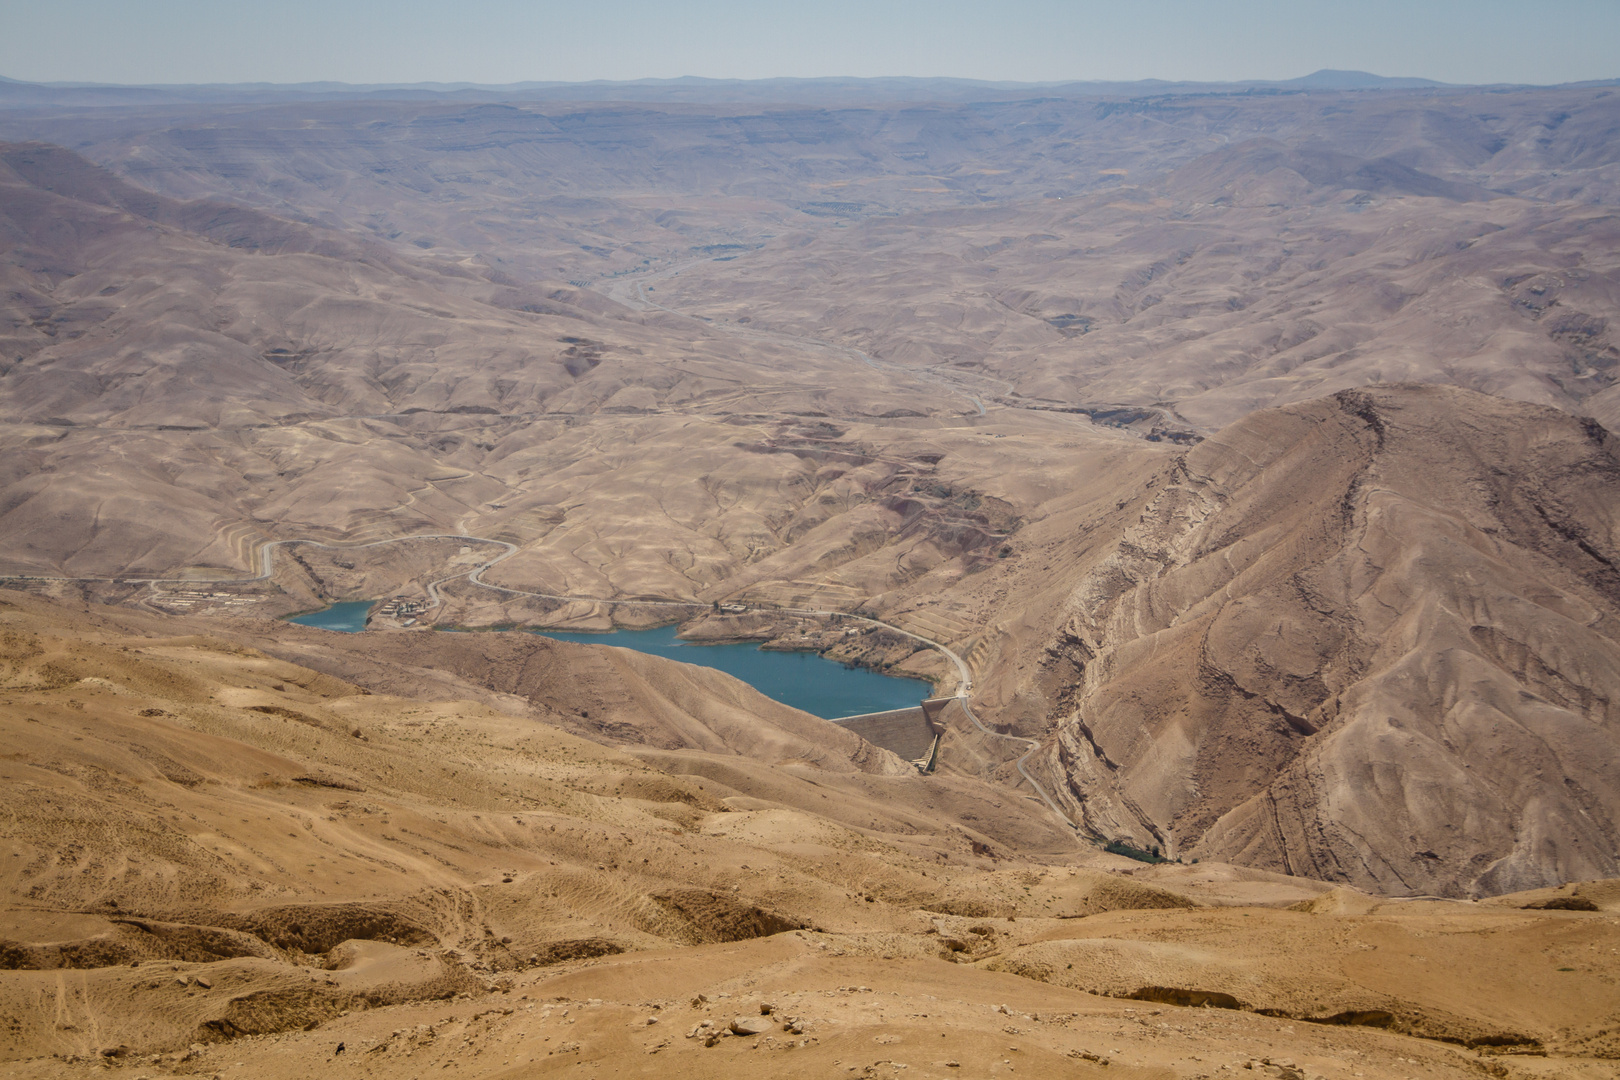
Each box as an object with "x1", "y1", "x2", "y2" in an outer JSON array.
[
  {"x1": 283, "y1": 607, "x2": 929, "y2": 719},
  {"x1": 287, "y1": 601, "x2": 375, "y2": 633},
  {"x1": 535, "y1": 625, "x2": 930, "y2": 719}
]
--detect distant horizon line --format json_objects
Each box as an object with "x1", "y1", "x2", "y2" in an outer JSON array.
[
  {"x1": 4, "y1": 69, "x2": 1616, "y2": 109},
  {"x1": 4, "y1": 68, "x2": 1610, "y2": 91}
]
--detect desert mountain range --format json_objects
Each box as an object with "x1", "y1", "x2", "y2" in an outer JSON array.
[{"x1": 0, "y1": 77, "x2": 1617, "y2": 1078}]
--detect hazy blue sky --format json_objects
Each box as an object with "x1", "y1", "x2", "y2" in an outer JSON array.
[{"x1": 2, "y1": 0, "x2": 1615, "y2": 87}]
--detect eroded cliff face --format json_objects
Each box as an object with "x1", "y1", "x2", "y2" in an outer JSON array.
[{"x1": 1027, "y1": 384, "x2": 1620, "y2": 897}]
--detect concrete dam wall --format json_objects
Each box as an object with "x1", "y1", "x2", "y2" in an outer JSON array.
[{"x1": 831, "y1": 697, "x2": 956, "y2": 766}]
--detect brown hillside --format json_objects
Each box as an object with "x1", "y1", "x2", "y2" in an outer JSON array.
[{"x1": 996, "y1": 385, "x2": 1620, "y2": 897}]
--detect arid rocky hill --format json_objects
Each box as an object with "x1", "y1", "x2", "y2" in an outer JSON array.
[{"x1": 965, "y1": 385, "x2": 1620, "y2": 898}]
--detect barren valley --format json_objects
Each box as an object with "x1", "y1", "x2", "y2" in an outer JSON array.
[{"x1": 0, "y1": 74, "x2": 1617, "y2": 1078}]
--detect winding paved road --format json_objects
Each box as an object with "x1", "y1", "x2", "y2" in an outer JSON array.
[{"x1": 953, "y1": 696, "x2": 1075, "y2": 830}]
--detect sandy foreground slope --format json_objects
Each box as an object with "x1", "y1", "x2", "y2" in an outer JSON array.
[{"x1": 0, "y1": 592, "x2": 1614, "y2": 1080}]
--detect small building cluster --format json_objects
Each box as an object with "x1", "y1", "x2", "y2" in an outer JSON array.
[
  {"x1": 152, "y1": 590, "x2": 262, "y2": 611},
  {"x1": 375, "y1": 597, "x2": 427, "y2": 623}
]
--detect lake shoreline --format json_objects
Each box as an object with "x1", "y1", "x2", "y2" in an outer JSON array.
[
  {"x1": 531, "y1": 623, "x2": 933, "y2": 719},
  {"x1": 287, "y1": 605, "x2": 934, "y2": 719}
]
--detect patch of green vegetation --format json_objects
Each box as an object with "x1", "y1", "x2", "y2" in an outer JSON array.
[{"x1": 1103, "y1": 840, "x2": 1169, "y2": 864}]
